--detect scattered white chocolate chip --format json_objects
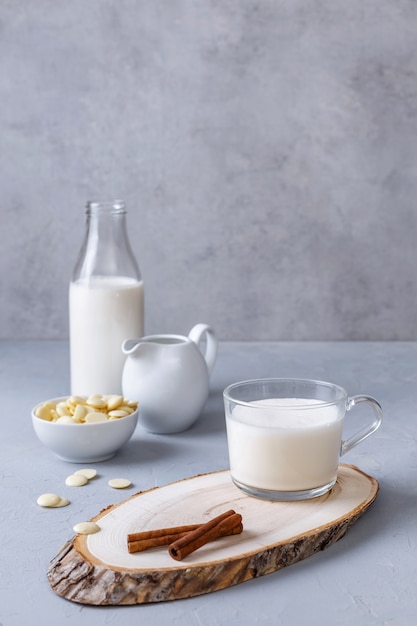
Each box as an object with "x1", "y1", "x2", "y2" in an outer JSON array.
[
  {"x1": 52, "y1": 497, "x2": 70, "y2": 508},
  {"x1": 74, "y1": 468, "x2": 97, "y2": 481},
  {"x1": 73, "y1": 521, "x2": 100, "y2": 535},
  {"x1": 108, "y1": 478, "x2": 131, "y2": 489},
  {"x1": 37, "y1": 493, "x2": 61, "y2": 507},
  {"x1": 65, "y1": 473, "x2": 88, "y2": 487}
]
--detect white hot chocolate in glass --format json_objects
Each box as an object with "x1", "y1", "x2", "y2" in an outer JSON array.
[
  {"x1": 226, "y1": 398, "x2": 344, "y2": 492},
  {"x1": 69, "y1": 276, "x2": 144, "y2": 396}
]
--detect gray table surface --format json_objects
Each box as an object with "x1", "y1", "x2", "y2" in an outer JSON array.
[{"x1": 1, "y1": 340, "x2": 416, "y2": 625}]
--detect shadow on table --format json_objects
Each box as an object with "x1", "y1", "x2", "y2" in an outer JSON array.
[
  {"x1": 187, "y1": 408, "x2": 227, "y2": 436},
  {"x1": 114, "y1": 406, "x2": 226, "y2": 467},
  {"x1": 117, "y1": 436, "x2": 184, "y2": 466},
  {"x1": 263, "y1": 477, "x2": 411, "y2": 584}
]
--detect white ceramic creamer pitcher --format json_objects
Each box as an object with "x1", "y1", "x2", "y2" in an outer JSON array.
[{"x1": 121, "y1": 324, "x2": 218, "y2": 434}]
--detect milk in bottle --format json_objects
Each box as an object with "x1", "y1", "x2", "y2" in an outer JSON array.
[{"x1": 69, "y1": 201, "x2": 144, "y2": 395}]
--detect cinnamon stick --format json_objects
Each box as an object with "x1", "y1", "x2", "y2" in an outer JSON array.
[
  {"x1": 168, "y1": 509, "x2": 243, "y2": 561},
  {"x1": 127, "y1": 525, "x2": 200, "y2": 553},
  {"x1": 127, "y1": 518, "x2": 243, "y2": 554},
  {"x1": 128, "y1": 524, "x2": 200, "y2": 542}
]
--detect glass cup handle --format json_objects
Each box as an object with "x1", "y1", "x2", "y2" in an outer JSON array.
[{"x1": 340, "y1": 395, "x2": 383, "y2": 456}]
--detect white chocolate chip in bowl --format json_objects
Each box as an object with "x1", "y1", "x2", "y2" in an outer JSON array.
[
  {"x1": 106, "y1": 395, "x2": 124, "y2": 411},
  {"x1": 56, "y1": 416, "x2": 77, "y2": 424},
  {"x1": 31, "y1": 395, "x2": 139, "y2": 463},
  {"x1": 86, "y1": 394, "x2": 108, "y2": 410},
  {"x1": 34, "y1": 405, "x2": 54, "y2": 421},
  {"x1": 108, "y1": 410, "x2": 129, "y2": 419},
  {"x1": 84, "y1": 412, "x2": 108, "y2": 424},
  {"x1": 73, "y1": 404, "x2": 87, "y2": 423},
  {"x1": 56, "y1": 403, "x2": 71, "y2": 417}
]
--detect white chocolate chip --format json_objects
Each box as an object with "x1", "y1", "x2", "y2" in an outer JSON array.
[
  {"x1": 84, "y1": 412, "x2": 108, "y2": 423},
  {"x1": 74, "y1": 468, "x2": 97, "y2": 480},
  {"x1": 65, "y1": 473, "x2": 88, "y2": 487},
  {"x1": 37, "y1": 493, "x2": 61, "y2": 507},
  {"x1": 118, "y1": 405, "x2": 134, "y2": 414},
  {"x1": 69, "y1": 395, "x2": 87, "y2": 405},
  {"x1": 108, "y1": 410, "x2": 129, "y2": 418},
  {"x1": 56, "y1": 403, "x2": 71, "y2": 417},
  {"x1": 108, "y1": 478, "x2": 131, "y2": 489},
  {"x1": 73, "y1": 404, "x2": 87, "y2": 422},
  {"x1": 35, "y1": 405, "x2": 53, "y2": 421},
  {"x1": 34, "y1": 395, "x2": 137, "y2": 424},
  {"x1": 52, "y1": 497, "x2": 70, "y2": 508},
  {"x1": 56, "y1": 415, "x2": 76, "y2": 424},
  {"x1": 86, "y1": 394, "x2": 107, "y2": 409},
  {"x1": 106, "y1": 395, "x2": 124, "y2": 411},
  {"x1": 73, "y1": 521, "x2": 100, "y2": 535}
]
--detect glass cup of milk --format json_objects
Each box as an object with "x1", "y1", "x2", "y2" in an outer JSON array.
[{"x1": 223, "y1": 378, "x2": 382, "y2": 501}]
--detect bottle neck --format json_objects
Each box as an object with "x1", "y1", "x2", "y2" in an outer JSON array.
[
  {"x1": 87, "y1": 200, "x2": 126, "y2": 216},
  {"x1": 72, "y1": 201, "x2": 141, "y2": 282},
  {"x1": 86, "y1": 203, "x2": 127, "y2": 254}
]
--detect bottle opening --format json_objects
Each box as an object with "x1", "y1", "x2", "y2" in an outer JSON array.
[{"x1": 86, "y1": 200, "x2": 126, "y2": 214}]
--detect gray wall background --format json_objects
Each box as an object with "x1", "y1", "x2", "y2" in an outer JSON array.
[{"x1": 1, "y1": 0, "x2": 417, "y2": 341}]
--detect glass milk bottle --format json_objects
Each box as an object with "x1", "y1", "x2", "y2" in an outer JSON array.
[{"x1": 69, "y1": 200, "x2": 144, "y2": 396}]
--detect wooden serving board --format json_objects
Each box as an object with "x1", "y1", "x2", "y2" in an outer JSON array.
[{"x1": 47, "y1": 464, "x2": 379, "y2": 605}]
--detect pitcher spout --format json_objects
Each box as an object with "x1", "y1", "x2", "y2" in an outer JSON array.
[
  {"x1": 122, "y1": 338, "x2": 143, "y2": 355},
  {"x1": 122, "y1": 337, "x2": 163, "y2": 357}
]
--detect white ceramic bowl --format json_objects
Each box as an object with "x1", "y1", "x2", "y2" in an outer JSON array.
[{"x1": 31, "y1": 396, "x2": 139, "y2": 463}]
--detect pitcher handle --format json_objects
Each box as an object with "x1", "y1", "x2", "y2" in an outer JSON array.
[
  {"x1": 188, "y1": 324, "x2": 218, "y2": 375},
  {"x1": 340, "y1": 395, "x2": 383, "y2": 456}
]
